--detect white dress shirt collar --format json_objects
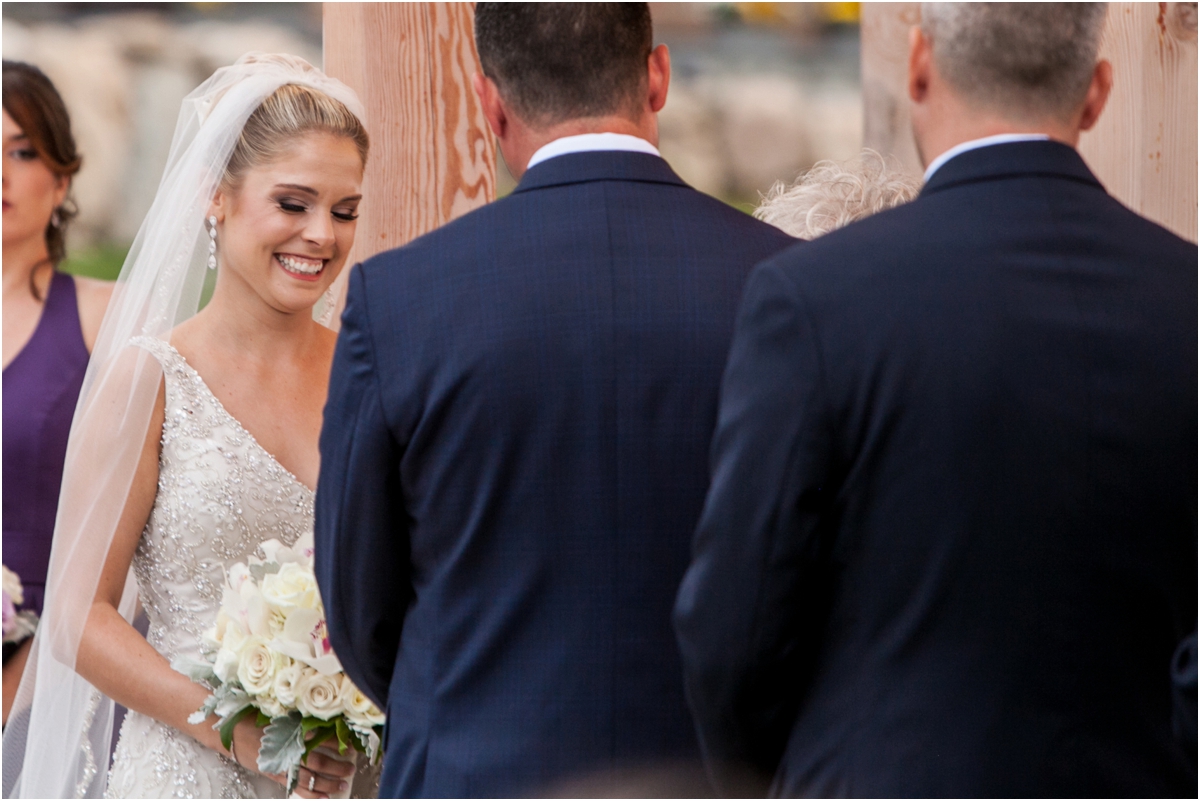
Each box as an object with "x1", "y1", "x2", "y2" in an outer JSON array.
[
  {"x1": 525, "y1": 132, "x2": 661, "y2": 171},
  {"x1": 923, "y1": 133, "x2": 1052, "y2": 183}
]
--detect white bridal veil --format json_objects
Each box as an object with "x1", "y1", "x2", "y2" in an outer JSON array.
[{"x1": 1, "y1": 53, "x2": 365, "y2": 798}]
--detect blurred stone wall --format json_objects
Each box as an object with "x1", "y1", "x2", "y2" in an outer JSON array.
[
  {"x1": 644, "y1": 2, "x2": 863, "y2": 203},
  {"x1": 3, "y1": 9, "x2": 320, "y2": 249},
  {"x1": 658, "y1": 74, "x2": 862, "y2": 201}
]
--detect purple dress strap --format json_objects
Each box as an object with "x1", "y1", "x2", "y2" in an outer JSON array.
[{"x1": 2, "y1": 271, "x2": 90, "y2": 618}]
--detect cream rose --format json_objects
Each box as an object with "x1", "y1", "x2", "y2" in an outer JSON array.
[
  {"x1": 273, "y1": 659, "x2": 303, "y2": 709},
  {"x1": 257, "y1": 694, "x2": 287, "y2": 719},
  {"x1": 295, "y1": 668, "x2": 342, "y2": 720},
  {"x1": 341, "y1": 675, "x2": 385, "y2": 728},
  {"x1": 236, "y1": 637, "x2": 279, "y2": 696},
  {"x1": 260, "y1": 562, "x2": 320, "y2": 615}
]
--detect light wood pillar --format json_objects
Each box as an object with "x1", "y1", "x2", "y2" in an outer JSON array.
[
  {"x1": 861, "y1": 3, "x2": 922, "y2": 176},
  {"x1": 322, "y1": 2, "x2": 497, "y2": 325},
  {"x1": 860, "y1": 3, "x2": 1198, "y2": 242},
  {"x1": 1078, "y1": 3, "x2": 1197, "y2": 242}
]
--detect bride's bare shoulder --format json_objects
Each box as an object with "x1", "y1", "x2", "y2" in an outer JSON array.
[{"x1": 313, "y1": 320, "x2": 340, "y2": 361}]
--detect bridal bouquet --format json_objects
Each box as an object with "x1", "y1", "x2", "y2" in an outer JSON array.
[
  {"x1": 175, "y1": 533, "x2": 384, "y2": 795},
  {"x1": 2, "y1": 565, "x2": 38, "y2": 645}
]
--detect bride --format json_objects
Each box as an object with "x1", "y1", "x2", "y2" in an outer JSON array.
[{"x1": 3, "y1": 54, "x2": 369, "y2": 798}]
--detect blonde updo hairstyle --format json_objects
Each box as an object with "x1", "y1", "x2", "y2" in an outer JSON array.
[
  {"x1": 755, "y1": 149, "x2": 920, "y2": 240},
  {"x1": 221, "y1": 82, "x2": 370, "y2": 191}
]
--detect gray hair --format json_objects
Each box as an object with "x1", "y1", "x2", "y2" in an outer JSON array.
[
  {"x1": 920, "y1": 3, "x2": 1108, "y2": 122},
  {"x1": 755, "y1": 150, "x2": 921, "y2": 239}
]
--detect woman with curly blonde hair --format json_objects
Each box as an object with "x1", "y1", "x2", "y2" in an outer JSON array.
[{"x1": 755, "y1": 149, "x2": 921, "y2": 239}]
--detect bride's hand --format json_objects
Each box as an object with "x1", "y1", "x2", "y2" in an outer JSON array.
[
  {"x1": 226, "y1": 719, "x2": 352, "y2": 799},
  {"x1": 292, "y1": 748, "x2": 355, "y2": 799},
  {"x1": 226, "y1": 717, "x2": 286, "y2": 783}
]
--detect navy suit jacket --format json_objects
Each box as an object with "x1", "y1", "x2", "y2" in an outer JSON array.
[
  {"x1": 674, "y1": 141, "x2": 1198, "y2": 797},
  {"x1": 315, "y1": 151, "x2": 794, "y2": 797}
]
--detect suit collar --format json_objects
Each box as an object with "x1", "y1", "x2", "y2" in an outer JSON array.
[
  {"x1": 512, "y1": 150, "x2": 688, "y2": 194},
  {"x1": 920, "y1": 140, "x2": 1104, "y2": 198}
]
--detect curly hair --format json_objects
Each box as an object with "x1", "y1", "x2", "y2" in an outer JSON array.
[{"x1": 754, "y1": 150, "x2": 921, "y2": 239}]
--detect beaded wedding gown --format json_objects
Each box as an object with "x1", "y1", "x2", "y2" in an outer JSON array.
[{"x1": 104, "y1": 336, "x2": 349, "y2": 798}]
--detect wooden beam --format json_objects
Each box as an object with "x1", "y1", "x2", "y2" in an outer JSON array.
[
  {"x1": 861, "y1": 2, "x2": 922, "y2": 176},
  {"x1": 322, "y1": 2, "x2": 497, "y2": 324},
  {"x1": 1078, "y1": 2, "x2": 1197, "y2": 242},
  {"x1": 861, "y1": 3, "x2": 1198, "y2": 242}
]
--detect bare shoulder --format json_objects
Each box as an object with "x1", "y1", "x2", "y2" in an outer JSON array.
[
  {"x1": 73, "y1": 275, "x2": 115, "y2": 309},
  {"x1": 313, "y1": 321, "x2": 340, "y2": 367},
  {"x1": 72, "y1": 275, "x2": 116, "y2": 353}
]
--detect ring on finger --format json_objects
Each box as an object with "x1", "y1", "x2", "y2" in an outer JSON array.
[{"x1": 309, "y1": 774, "x2": 316, "y2": 792}]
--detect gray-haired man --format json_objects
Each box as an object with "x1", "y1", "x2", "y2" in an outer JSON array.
[{"x1": 675, "y1": 3, "x2": 1197, "y2": 795}]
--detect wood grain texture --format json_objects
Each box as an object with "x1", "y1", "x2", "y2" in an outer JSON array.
[
  {"x1": 322, "y1": 2, "x2": 497, "y2": 325},
  {"x1": 1078, "y1": 2, "x2": 1197, "y2": 242},
  {"x1": 860, "y1": 3, "x2": 922, "y2": 175},
  {"x1": 861, "y1": 2, "x2": 1198, "y2": 242}
]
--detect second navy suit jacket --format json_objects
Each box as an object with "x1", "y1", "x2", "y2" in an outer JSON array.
[
  {"x1": 315, "y1": 151, "x2": 794, "y2": 797},
  {"x1": 674, "y1": 141, "x2": 1198, "y2": 797}
]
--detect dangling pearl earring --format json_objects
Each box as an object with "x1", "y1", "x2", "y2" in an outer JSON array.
[{"x1": 207, "y1": 216, "x2": 218, "y2": 270}]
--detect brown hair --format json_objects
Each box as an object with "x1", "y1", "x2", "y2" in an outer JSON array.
[
  {"x1": 222, "y1": 82, "x2": 370, "y2": 190},
  {"x1": 2, "y1": 60, "x2": 82, "y2": 285},
  {"x1": 474, "y1": 3, "x2": 654, "y2": 126}
]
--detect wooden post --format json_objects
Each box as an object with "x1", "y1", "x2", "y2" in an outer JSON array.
[
  {"x1": 861, "y1": 3, "x2": 922, "y2": 176},
  {"x1": 860, "y1": 2, "x2": 1198, "y2": 243},
  {"x1": 322, "y1": 2, "x2": 497, "y2": 324},
  {"x1": 1078, "y1": 2, "x2": 1197, "y2": 242}
]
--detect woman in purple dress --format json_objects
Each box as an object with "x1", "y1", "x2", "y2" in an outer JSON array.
[{"x1": 2, "y1": 61, "x2": 113, "y2": 724}]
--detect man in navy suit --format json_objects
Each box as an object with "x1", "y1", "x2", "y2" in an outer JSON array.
[
  {"x1": 314, "y1": 4, "x2": 793, "y2": 796},
  {"x1": 675, "y1": 3, "x2": 1197, "y2": 797}
]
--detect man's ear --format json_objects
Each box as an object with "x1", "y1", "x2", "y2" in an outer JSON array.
[
  {"x1": 908, "y1": 25, "x2": 933, "y2": 104},
  {"x1": 647, "y1": 43, "x2": 670, "y2": 114},
  {"x1": 472, "y1": 72, "x2": 508, "y2": 140},
  {"x1": 1077, "y1": 59, "x2": 1113, "y2": 133}
]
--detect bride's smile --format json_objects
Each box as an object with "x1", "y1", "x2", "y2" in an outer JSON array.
[{"x1": 275, "y1": 252, "x2": 325, "y2": 279}]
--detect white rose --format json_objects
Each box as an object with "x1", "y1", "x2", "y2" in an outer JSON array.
[
  {"x1": 3, "y1": 565, "x2": 24, "y2": 606},
  {"x1": 273, "y1": 659, "x2": 303, "y2": 709},
  {"x1": 260, "y1": 563, "x2": 319, "y2": 615},
  {"x1": 257, "y1": 694, "x2": 287, "y2": 720},
  {"x1": 341, "y1": 675, "x2": 385, "y2": 728},
  {"x1": 295, "y1": 668, "x2": 342, "y2": 720},
  {"x1": 236, "y1": 637, "x2": 279, "y2": 696}
]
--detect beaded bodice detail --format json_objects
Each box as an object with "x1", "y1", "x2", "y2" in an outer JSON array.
[
  {"x1": 107, "y1": 337, "x2": 312, "y2": 799},
  {"x1": 129, "y1": 336, "x2": 312, "y2": 666}
]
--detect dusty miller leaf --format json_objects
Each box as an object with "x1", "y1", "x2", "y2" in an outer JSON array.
[
  {"x1": 248, "y1": 562, "x2": 280, "y2": 582},
  {"x1": 258, "y1": 711, "x2": 305, "y2": 777}
]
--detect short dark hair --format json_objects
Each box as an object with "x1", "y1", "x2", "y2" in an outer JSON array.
[{"x1": 474, "y1": 3, "x2": 653, "y2": 126}]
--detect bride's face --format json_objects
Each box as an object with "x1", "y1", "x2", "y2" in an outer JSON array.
[{"x1": 212, "y1": 131, "x2": 362, "y2": 315}]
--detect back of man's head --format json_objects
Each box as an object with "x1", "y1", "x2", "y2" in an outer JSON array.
[
  {"x1": 474, "y1": 3, "x2": 653, "y2": 127},
  {"x1": 921, "y1": 3, "x2": 1108, "y2": 124}
]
